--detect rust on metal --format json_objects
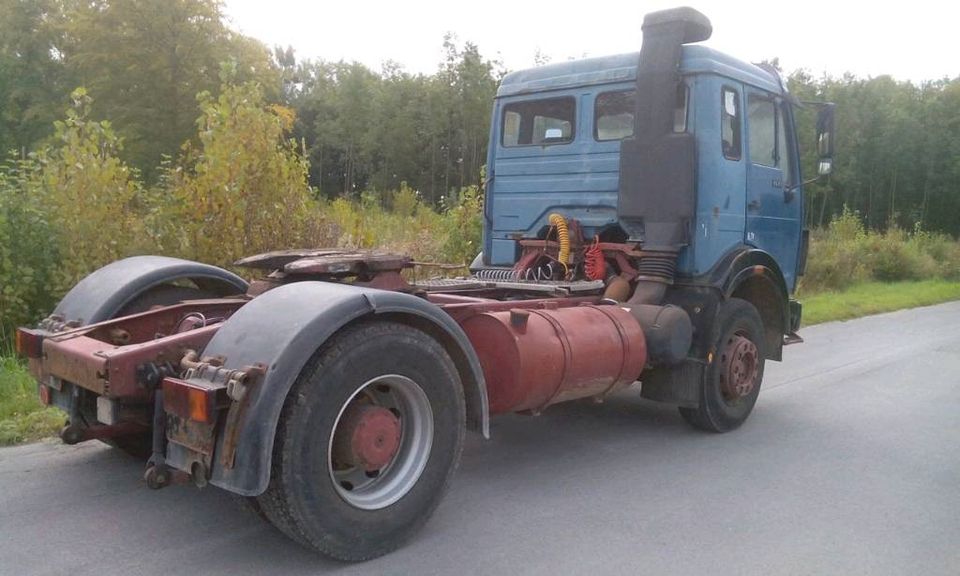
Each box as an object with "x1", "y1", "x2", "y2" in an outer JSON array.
[
  {"x1": 333, "y1": 404, "x2": 402, "y2": 472},
  {"x1": 219, "y1": 363, "x2": 266, "y2": 469},
  {"x1": 69, "y1": 421, "x2": 149, "y2": 443},
  {"x1": 353, "y1": 270, "x2": 413, "y2": 292},
  {"x1": 719, "y1": 334, "x2": 759, "y2": 400},
  {"x1": 461, "y1": 304, "x2": 647, "y2": 414},
  {"x1": 283, "y1": 251, "x2": 412, "y2": 276},
  {"x1": 234, "y1": 248, "x2": 347, "y2": 270},
  {"x1": 42, "y1": 336, "x2": 110, "y2": 395},
  {"x1": 438, "y1": 295, "x2": 600, "y2": 323},
  {"x1": 32, "y1": 300, "x2": 244, "y2": 401},
  {"x1": 166, "y1": 414, "x2": 218, "y2": 456}
]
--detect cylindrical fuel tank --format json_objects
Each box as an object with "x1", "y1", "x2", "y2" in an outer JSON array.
[{"x1": 461, "y1": 305, "x2": 647, "y2": 414}]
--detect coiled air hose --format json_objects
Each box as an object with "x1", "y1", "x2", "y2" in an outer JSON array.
[
  {"x1": 548, "y1": 213, "x2": 570, "y2": 275},
  {"x1": 585, "y1": 236, "x2": 606, "y2": 280}
]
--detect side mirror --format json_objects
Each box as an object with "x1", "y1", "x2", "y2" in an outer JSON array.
[{"x1": 816, "y1": 104, "x2": 836, "y2": 175}]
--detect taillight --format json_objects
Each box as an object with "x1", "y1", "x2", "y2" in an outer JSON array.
[
  {"x1": 14, "y1": 328, "x2": 43, "y2": 359},
  {"x1": 162, "y1": 377, "x2": 228, "y2": 423}
]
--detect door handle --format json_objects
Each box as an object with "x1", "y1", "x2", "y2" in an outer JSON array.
[{"x1": 748, "y1": 200, "x2": 762, "y2": 212}]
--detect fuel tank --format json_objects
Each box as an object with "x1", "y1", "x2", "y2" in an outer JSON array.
[{"x1": 461, "y1": 304, "x2": 647, "y2": 414}]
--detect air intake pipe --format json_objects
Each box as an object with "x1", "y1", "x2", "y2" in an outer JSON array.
[
  {"x1": 603, "y1": 248, "x2": 693, "y2": 366},
  {"x1": 608, "y1": 7, "x2": 708, "y2": 364}
]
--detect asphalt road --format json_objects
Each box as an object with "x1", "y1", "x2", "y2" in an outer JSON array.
[{"x1": 2, "y1": 301, "x2": 958, "y2": 576}]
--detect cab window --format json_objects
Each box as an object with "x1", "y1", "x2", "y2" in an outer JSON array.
[
  {"x1": 502, "y1": 97, "x2": 575, "y2": 147},
  {"x1": 595, "y1": 91, "x2": 635, "y2": 141},
  {"x1": 595, "y1": 84, "x2": 688, "y2": 142},
  {"x1": 721, "y1": 87, "x2": 741, "y2": 160},
  {"x1": 748, "y1": 95, "x2": 778, "y2": 167}
]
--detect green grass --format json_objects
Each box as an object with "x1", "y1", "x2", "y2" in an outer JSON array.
[
  {"x1": 0, "y1": 356, "x2": 65, "y2": 446},
  {"x1": 801, "y1": 280, "x2": 960, "y2": 326}
]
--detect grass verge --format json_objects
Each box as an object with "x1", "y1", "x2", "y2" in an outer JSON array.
[
  {"x1": 0, "y1": 356, "x2": 65, "y2": 446},
  {"x1": 801, "y1": 280, "x2": 960, "y2": 326}
]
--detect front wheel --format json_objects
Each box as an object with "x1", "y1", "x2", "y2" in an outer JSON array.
[
  {"x1": 257, "y1": 321, "x2": 466, "y2": 561},
  {"x1": 679, "y1": 297, "x2": 766, "y2": 432}
]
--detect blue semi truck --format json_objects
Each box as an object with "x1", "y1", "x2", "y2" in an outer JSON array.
[{"x1": 17, "y1": 7, "x2": 834, "y2": 561}]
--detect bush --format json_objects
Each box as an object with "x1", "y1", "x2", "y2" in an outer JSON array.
[
  {"x1": 0, "y1": 159, "x2": 60, "y2": 331},
  {"x1": 0, "y1": 88, "x2": 147, "y2": 332},
  {"x1": 800, "y1": 207, "x2": 960, "y2": 294},
  {"x1": 0, "y1": 83, "x2": 342, "y2": 334},
  {"x1": 440, "y1": 186, "x2": 483, "y2": 266},
  {"x1": 157, "y1": 82, "x2": 335, "y2": 268}
]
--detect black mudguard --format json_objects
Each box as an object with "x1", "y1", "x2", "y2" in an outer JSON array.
[
  {"x1": 53, "y1": 256, "x2": 248, "y2": 325},
  {"x1": 195, "y1": 281, "x2": 489, "y2": 496}
]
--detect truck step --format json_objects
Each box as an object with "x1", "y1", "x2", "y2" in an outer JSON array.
[{"x1": 783, "y1": 331, "x2": 804, "y2": 346}]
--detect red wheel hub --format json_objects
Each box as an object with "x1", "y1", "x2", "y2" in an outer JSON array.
[
  {"x1": 334, "y1": 404, "x2": 402, "y2": 472},
  {"x1": 719, "y1": 334, "x2": 759, "y2": 400}
]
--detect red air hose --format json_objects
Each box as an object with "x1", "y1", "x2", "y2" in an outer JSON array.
[{"x1": 585, "y1": 237, "x2": 606, "y2": 281}]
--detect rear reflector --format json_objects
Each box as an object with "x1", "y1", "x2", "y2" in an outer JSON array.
[
  {"x1": 162, "y1": 377, "x2": 227, "y2": 424},
  {"x1": 38, "y1": 385, "x2": 51, "y2": 406},
  {"x1": 15, "y1": 328, "x2": 43, "y2": 359}
]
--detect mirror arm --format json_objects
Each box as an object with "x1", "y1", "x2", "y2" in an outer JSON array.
[{"x1": 786, "y1": 174, "x2": 826, "y2": 193}]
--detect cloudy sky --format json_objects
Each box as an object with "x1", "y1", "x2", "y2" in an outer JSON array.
[{"x1": 224, "y1": 0, "x2": 957, "y2": 83}]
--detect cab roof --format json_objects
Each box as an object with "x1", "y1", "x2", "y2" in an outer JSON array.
[{"x1": 496, "y1": 45, "x2": 783, "y2": 97}]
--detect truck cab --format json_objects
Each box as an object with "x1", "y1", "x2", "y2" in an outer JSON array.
[
  {"x1": 479, "y1": 8, "x2": 834, "y2": 372},
  {"x1": 485, "y1": 48, "x2": 805, "y2": 291}
]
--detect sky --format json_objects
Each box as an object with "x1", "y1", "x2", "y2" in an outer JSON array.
[{"x1": 223, "y1": 0, "x2": 959, "y2": 84}]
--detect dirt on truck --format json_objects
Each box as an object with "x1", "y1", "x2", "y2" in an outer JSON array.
[{"x1": 15, "y1": 7, "x2": 835, "y2": 561}]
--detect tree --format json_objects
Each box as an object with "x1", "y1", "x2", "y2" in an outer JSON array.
[
  {"x1": 0, "y1": 0, "x2": 72, "y2": 156},
  {"x1": 59, "y1": 0, "x2": 279, "y2": 180}
]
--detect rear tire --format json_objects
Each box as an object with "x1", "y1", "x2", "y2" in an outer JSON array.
[
  {"x1": 257, "y1": 321, "x2": 466, "y2": 561},
  {"x1": 679, "y1": 297, "x2": 765, "y2": 432}
]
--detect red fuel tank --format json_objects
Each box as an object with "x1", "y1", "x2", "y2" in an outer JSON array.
[{"x1": 461, "y1": 304, "x2": 647, "y2": 414}]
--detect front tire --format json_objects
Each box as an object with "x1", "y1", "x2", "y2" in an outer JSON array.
[
  {"x1": 679, "y1": 297, "x2": 766, "y2": 432},
  {"x1": 257, "y1": 321, "x2": 466, "y2": 561}
]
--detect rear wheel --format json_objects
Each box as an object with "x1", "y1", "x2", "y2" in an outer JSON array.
[
  {"x1": 257, "y1": 321, "x2": 465, "y2": 561},
  {"x1": 679, "y1": 297, "x2": 765, "y2": 432}
]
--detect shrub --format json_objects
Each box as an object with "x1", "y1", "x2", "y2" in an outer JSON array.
[
  {"x1": 157, "y1": 82, "x2": 334, "y2": 268},
  {"x1": 800, "y1": 208, "x2": 960, "y2": 294},
  {"x1": 0, "y1": 159, "x2": 60, "y2": 331},
  {"x1": 440, "y1": 186, "x2": 483, "y2": 266},
  {"x1": 0, "y1": 88, "x2": 147, "y2": 332}
]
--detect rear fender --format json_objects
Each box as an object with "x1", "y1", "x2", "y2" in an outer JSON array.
[
  {"x1": 195, "y1": 281, "x2": 488, "y2": 496},
  {"x1": 53, "y1": 256, "x2": 248, "y2": 325}
]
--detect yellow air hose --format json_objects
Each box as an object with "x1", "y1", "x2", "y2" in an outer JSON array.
[{"x1": 548, "y1": 213, "x2": 570, "y2": 275}]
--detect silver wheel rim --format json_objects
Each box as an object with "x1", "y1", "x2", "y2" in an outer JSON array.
[{"x1": 328, "y1": 374, "x2": 434, "y2": 510}]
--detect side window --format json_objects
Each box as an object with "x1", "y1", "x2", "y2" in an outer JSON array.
[
  {"x1": 721, "y1": 87, "x2": 741, "y2": 160},
  {"x1": 502, "y1": 97, "x2": 576, "y2": 147},
  {"x1": 778, "y1": 103, "x2": 793, "y2": 185},
  {"x1": 595, "y1": 84, "x2": 687, "y2": 141},
  {"x1": 595, "y1": 90, "x2": 635, "y2": 141},
  {"x1": 748, "y1": 95, "x2": 778, "y2": 167}
]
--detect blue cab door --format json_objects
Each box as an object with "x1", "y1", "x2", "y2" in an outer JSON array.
[{"x1": 744, "y1": 90, "x2": 801, "y2": 290}]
